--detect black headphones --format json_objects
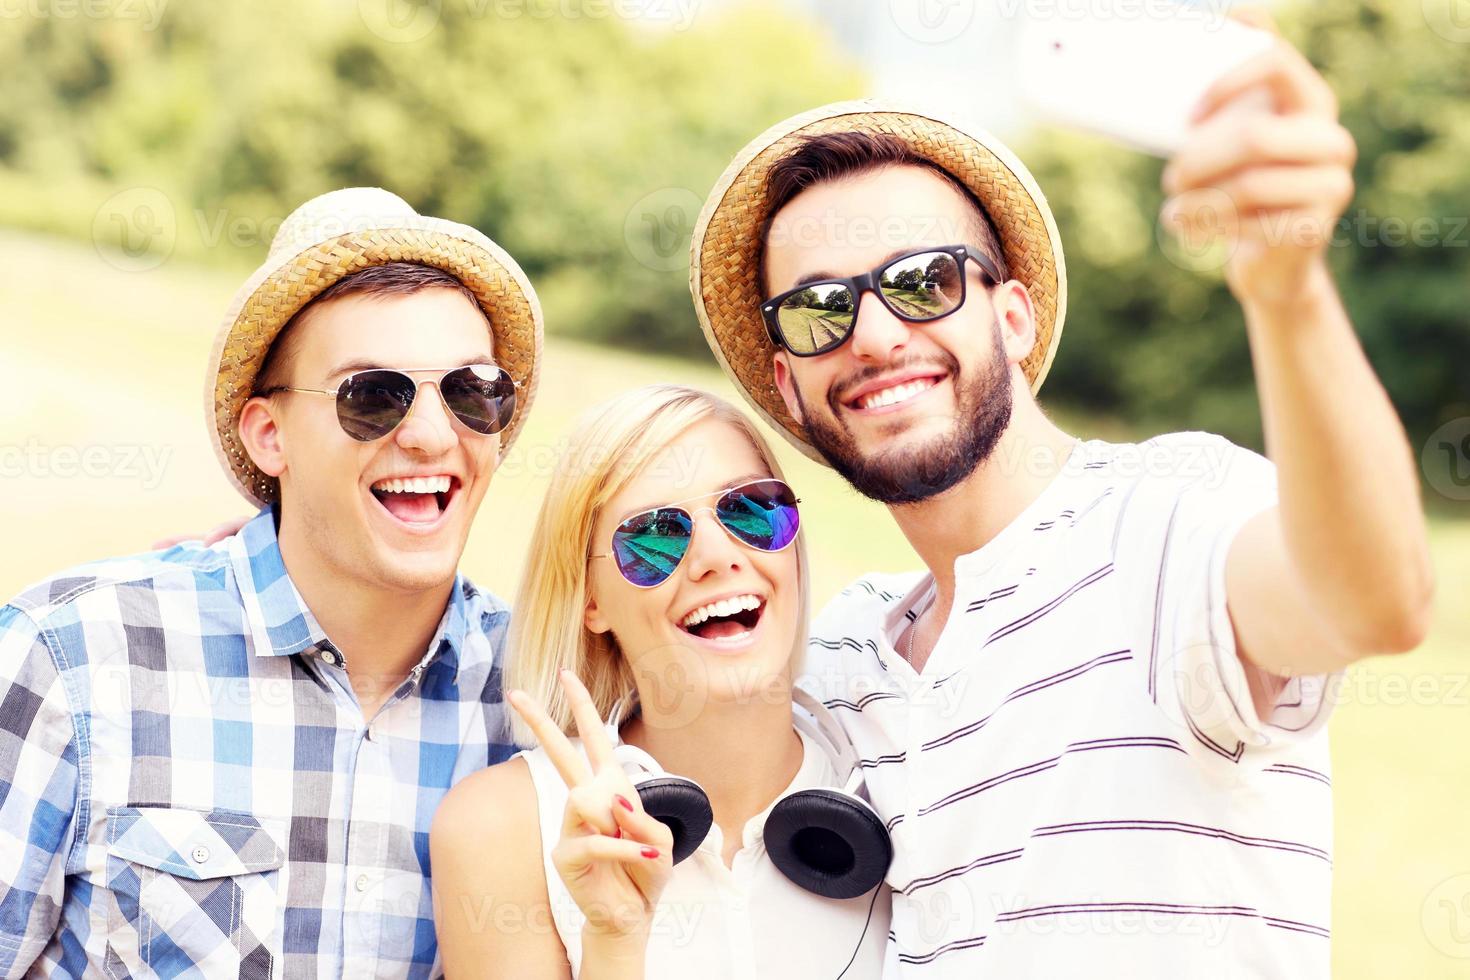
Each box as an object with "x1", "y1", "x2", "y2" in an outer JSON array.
[{"x1": 607, "y1": 688, "x2": 892, "y2": 901}]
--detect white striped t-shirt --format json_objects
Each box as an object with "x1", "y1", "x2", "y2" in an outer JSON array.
[{"x1": 800, "y1": 433, "x2": 1337, "y2": 979}]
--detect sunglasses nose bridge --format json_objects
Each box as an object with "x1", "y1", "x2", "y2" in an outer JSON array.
[
  {"x1": 392, "y1": 378, "x2": 458, "y2": 446},
  {"x1": 681, "y1": 506, "x2": 746, "y2": 572}
]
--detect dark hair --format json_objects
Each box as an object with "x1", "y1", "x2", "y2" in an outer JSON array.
[
  {"x1": 254, "y1": 262, "x2": 483, "y2": 393},
  {"x1": 757, "y1": 131, "x2": 1010, "y2": 294}
]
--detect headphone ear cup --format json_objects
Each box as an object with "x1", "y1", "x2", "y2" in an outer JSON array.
[
  {"x1": 635, "y1": 776, "x2": 714, "y2": 865},
  {"x1": 764, "y1": 789, "x2": 892, "y2": 900}
]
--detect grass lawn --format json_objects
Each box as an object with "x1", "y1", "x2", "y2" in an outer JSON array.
[{"x1": 2, "y1": 229, "x2": 1466, "y2": 977}]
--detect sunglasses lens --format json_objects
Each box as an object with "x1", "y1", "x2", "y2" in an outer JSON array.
[
  {"x1": 717, "y1": 480, "x2": 800, "y2": 552},
  {"x1": 611, "y1": 508, "x2": 694, "y2": 587},
  {"x1": 336, "y1": 370, "x2": 416, "y2": 441},
  {"x1": 441, "y1": 366, "x2": 516, "y2": 435},
  {"x1": 774, "y1": 283, "x2": 856, "y2": 355},
  {"x1": 879, "y1": 251, "x2": 964, "y2": 320}
]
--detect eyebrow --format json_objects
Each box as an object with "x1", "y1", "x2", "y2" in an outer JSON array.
[
  {"x1": 324, "y1": 354, "x2": 497, "y2": 382},
  {"x1": 788, "y1": 247, "x2": 924, "y2": 291}
]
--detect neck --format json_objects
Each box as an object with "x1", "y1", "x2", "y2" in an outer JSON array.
[
  {"x1": 276, "y1": 515, "x2": 453, "y2": 711},
  {"x1": 622, "y1": 679, "x2": 804, "y2": 829},
  {"x1": 888, "y1": 396, "x2": 1076, "y2": 609}
]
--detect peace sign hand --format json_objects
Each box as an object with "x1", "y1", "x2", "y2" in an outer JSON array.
[{"x1": 508, "y1": 670, "x2": 675, "y2": 944}]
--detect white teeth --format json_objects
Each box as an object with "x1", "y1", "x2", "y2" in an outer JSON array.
[
  {"x1": 680, "y1": 594, "x2": 764, "y2": 628},
  {"x1": 858, "y1": 378, "x2": 937, "y2": 411},
  {"x1": 372, "y1": 475, "x2": 452, "y2": 495}
]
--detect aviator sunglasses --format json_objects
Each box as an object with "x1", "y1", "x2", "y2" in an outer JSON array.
[
  {"x1": 760, "y1": 244, "x2": 1002, "y2": 357},
  {"x1": 591, "y1": 478, "x2": 801, "y2": 588},
  {"x1": 257, "y1": 364, "x2": 518, "y2": 441}
]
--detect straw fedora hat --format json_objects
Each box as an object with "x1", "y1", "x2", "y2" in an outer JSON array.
[
  {"x1": 690, "y1": 100, "x2": 1067, "y2": 464},
  {"x1": 206, "y1": 187, "x2": 543, "y2": 506}
]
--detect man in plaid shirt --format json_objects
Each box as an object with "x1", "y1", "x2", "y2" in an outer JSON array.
[{"x1": 0, "y1": 189, "x2": 543, "y2": 978}]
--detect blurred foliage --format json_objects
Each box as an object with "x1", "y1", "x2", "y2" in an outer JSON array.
[
  {"x1": 0, "y1": 0, "x2": 1464, "y2": 460},
  {"x1": 1018, "y1": 0, "x2": 1470, "y2": 459},
  {"x1": 0, "y1": 0, "x2": 861, "y2": 357}
]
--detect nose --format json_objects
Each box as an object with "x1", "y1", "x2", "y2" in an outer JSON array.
[
  {"x1": 847, "y1": 288, "x2": 913, "y2": 363},
  {"x1": 680, "y1": 508, "x2": 744, "y2": 583},
  {"x1": 393, "y1": 382, "x2": 458, "y2": 456}
]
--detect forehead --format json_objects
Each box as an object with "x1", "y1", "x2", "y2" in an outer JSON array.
[
  {"x1": 609, "y1": 418, "x2": 770, "y2": 517},
  {"x1": 290, "y1": 289, "x2": 494, "y2": 378},
  {"x1": 763, "y1": 164, "x2": 977, "y2": 292}
]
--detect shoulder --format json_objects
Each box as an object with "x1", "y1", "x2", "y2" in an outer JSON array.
[
  {"x1": 809, "y1": 570, "x2": 925, "y2": 647},
  {"x1": 458, "y1": 576, "x2": 511, "y2": 624},
  {"x1": 4, "y1": 543, "x2": 235, "y2": 652},
  {"x1": 1095, "y1": 431, "x2": 1272, "y2": 490},
  {"x1": 434, "y1": 755, "x2": 541, "y2": 859},
  {"x1": 436, "y1": 755, "x2": 537, "y2": 834},
  {"x1": 454, "y1": 576, "x2": 512, "y2": 660},
  {"x1": 803, "y1": 571, "x2": 924, "y2": 696},
  {"x1": 811, "y1": 571, "x2": 925, "y2": 634}
]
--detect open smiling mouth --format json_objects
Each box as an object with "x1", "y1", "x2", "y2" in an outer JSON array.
[
  {"x1": 843, "y1": 373, "x2": 947, "y2": 414},
  {"x1": 678, "y1": 594, "x2": 767, "y2": 642},
  {"x1": 369, "y1": 475, "x2": 461, "y2": 526}
]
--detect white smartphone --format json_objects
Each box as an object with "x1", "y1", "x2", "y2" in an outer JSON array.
[{"x1": 1016, "y1": 12, "x2": 1274, "y2": 157}]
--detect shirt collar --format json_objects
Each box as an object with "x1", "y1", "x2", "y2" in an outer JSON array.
[
  {"x1": 230, "y1": 506, "x2": 473, "y2": 681},
  {"x1": 231, "y1": 507, "x2": 328, "y2": 659}
]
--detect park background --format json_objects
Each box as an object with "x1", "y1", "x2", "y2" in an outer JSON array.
[{"x1": 1, "y1": 0, "x2": 1466, "y2": 975}]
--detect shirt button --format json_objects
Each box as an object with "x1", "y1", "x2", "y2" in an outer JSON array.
[
  {"x1": 191, "y1": 845, "x2": 211, "y2": 864},
  {"x1": 355, "y1": 874, "x2": 371, "y2": 892}
]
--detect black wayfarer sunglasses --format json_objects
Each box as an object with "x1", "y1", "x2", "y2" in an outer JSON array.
[{"x1": 760, "y1": 244, "x2": 1002, "y2": 357}]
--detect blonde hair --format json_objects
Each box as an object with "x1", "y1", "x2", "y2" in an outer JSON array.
[{"x1": 505, "y1": 384, "x2": 811, "y2": 747}]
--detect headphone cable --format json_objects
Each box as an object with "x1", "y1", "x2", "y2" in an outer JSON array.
[{"x1": 834, "y1": 883, "x2": 884, "y2": 980}]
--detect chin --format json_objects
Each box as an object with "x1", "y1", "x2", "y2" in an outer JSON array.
[{"x1": 366, "y1": 544, "x2": 463, "y2": 594}]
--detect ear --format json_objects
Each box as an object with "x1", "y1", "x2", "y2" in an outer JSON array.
[
  {"x1": 584, "y1": 588, "x2": 612, "y2": 636},
  {"x1": 771, "y1": 351, "x2": 805, "y2": 426},
  {"x1": 238, "y1": 397, "x2": 287, "y2": 480},
  {"x1": 993, "y1": 281, "x2": 1039, "y2": 368}
]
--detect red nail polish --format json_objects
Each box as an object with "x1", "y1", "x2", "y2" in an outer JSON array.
[
  {"x1": 641, "y1": 847, "x2": 659, "y2": 859},
  {"x1": 615, "y1": 794, "x2": 634, "y2": 812}
]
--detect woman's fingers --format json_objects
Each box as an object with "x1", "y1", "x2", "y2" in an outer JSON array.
[
  {"x1": 558, "y1": 669, "x2": 616, "y2": 773},
  {"x1": 611, "y1": 794, "x2": 676, "y2": 853},
  {"x1": 551, "y1": 833, "x2": 663, "y2": 879},
  {"x1": 563, "y1": 784, "x2": 621, "y2": 840},
  {"x1": 507, "y1": 689, "x2": 591, "y2": 790}
]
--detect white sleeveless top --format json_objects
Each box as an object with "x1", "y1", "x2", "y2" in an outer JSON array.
[{"x1": 518, "y1": 726, "x2": 891, "y2": 979}]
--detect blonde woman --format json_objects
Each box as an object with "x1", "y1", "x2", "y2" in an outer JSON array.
[{"x1": 430, "y1": 385, "x2": 890, "y2": 979}]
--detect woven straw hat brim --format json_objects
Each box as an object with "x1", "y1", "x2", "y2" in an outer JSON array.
[
  {"x1": 690, "y1": 100, "x2": 1068, "y2": 464},
  {"x1": 207, "y1": 220, "x2": 543, "y2": 507}
]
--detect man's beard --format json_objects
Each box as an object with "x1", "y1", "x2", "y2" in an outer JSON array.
[{"x1": 795, "y1": 325, "x2": 1013, "y2": 506}]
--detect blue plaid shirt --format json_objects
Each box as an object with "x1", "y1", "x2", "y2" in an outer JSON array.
[{"x1": 0, "y1": 508, "x2": 517, "y2": 979}]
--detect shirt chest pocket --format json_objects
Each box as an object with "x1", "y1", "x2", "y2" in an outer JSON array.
[{"x1": 104, "y1": 806, "x2": 285, "y2": 980}]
